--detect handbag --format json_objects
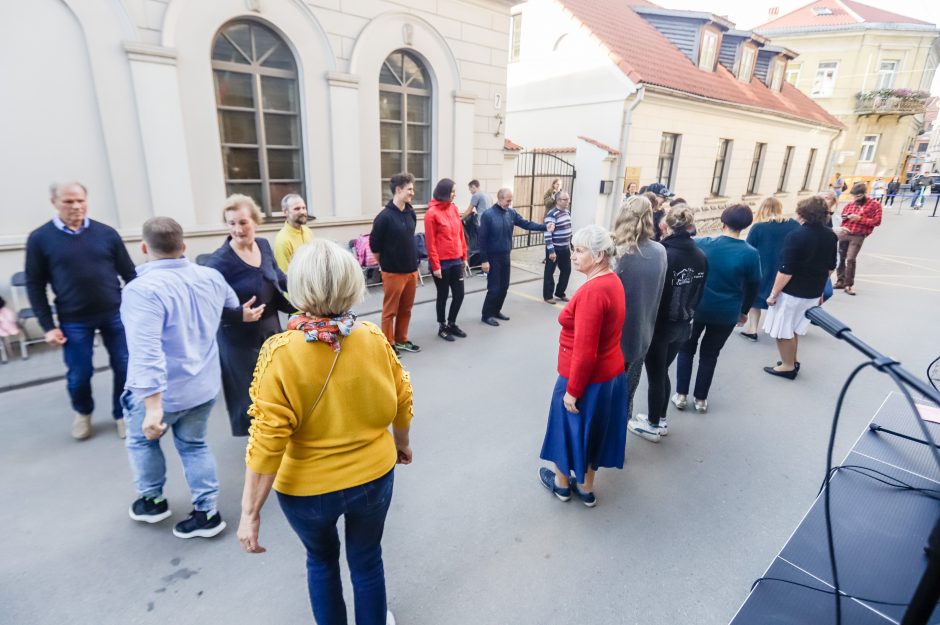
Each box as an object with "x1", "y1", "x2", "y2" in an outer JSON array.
[{"x1": 303, "y1": 340, "x2": 343, "y2": 421}]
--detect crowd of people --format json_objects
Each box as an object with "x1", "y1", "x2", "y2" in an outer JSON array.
[{"x1": 18, "y1": 172, "x2": 883, "y2": 624}]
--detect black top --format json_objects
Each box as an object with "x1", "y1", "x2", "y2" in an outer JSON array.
[
  {"x1": 657, "y1": 231, "x2": 708, "y2": 324},
  {"x1": 25, "y1": 219, "x2": 136, "y2": 331},
  {"x1": 778, "y1": 223, "x2": 838, "y2": 299},
  {"x1": 369, "y1": 201, "x2": 418, "y2": 273}
]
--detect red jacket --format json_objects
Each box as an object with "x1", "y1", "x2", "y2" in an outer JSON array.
[
  {"x1": 557, "y1": 273, "x2": 626, "y2": 398},
  {"x1": 424, "y1": 199, "x2": 468, "y2": 271},
  {"x1": 840, "y1": 198, "x2": 882, "y2": 237}
]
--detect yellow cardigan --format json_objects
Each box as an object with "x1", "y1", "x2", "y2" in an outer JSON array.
[{"x1": 245, "y1": 321, "x2": 413, "y2": 496}]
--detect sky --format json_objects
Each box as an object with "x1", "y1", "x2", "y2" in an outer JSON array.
[{"x1": 654, "y1": 0, "x2": 940, "y2": 93}]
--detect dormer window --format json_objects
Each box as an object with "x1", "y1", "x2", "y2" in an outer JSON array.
[
  {"x1": 769, "y1": 58, "x2": 786, "y2": 91},
  {"x1": 699, "y1": 29, "x2": 719, "y2": 71},
  {"x1": 738, "y1": 45, "x2": 756, "y2": 83}
]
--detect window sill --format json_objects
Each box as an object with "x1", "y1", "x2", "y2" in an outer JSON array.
[
  {"x1": 774, "y1": 191, "x2": 789, "y2": 197},
  {"x1": 703, "y1": 195, "x2": 729, "y2": 206},
  {"x1": 741, "y1": 193, "x2": 761, "y2": 200},
  {"x1": 798, "y1": 189, "x2": 814, "y2": 195}
]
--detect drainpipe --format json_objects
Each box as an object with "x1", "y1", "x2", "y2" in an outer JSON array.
[
  {"x1": 610, "y1": 84, "x2": 646, "y2": 225},
  {"x1": 821, "y1": 129, "x2": 841, "y2": 192}
]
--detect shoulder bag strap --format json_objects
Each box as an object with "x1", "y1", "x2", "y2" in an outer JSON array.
[{"x1": 303, "y1": 340, "x2": 343, "y2": 422}]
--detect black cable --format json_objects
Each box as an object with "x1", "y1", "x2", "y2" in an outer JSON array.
[
  {"x1": 820, "y1": 464, "x2": 940, "y2": 501},
  {"x1": 928, "y1": 355, "x2": 940, "y2": 393},
  {"x1": 750, "y1": 577, "x2": 910, "y2": 607}
]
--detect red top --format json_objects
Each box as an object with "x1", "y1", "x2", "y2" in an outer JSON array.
[
  {"x1": 424, "y1": 199, "x2": 468, "y2": 271},
  {"x1": 557, "y1": 272, "x2": 626, "y2": 398},
  {"x1": 840, "y1": 198, "x2": 883, "y2": 237}
]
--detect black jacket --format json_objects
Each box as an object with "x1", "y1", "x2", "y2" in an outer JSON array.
[
  {"x1": 370, "y1": 202, "x2": 418, "y2": 273},
  {"x1": 657, "y1": 231, "x2": 708, "y2": 324},
  {"x1": 478, "y1": 204, "x2": 546, "y2": 262}
]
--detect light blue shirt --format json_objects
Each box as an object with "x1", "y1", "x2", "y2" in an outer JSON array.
[
  {"x1": 120, "y1": 257, "x2": 238, "y2": 412},
  {"x1": 52, "y1": 215, "x2": 90, "y2": 234}
]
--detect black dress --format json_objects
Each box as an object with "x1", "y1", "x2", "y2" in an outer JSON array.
[{"x1": 205, "y1": 237, "x2": 293, "y2": 436}]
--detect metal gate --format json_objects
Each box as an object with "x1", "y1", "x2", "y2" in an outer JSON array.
[{"x1": 512, "y1": 151, "x2": 576, "y2": 248}]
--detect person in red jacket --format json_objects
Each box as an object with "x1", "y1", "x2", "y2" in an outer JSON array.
[
  {"x1": 836, "y1": 181, "x2": 883, "y2": 296},
  {"x1": 538, "y1": 224, "x2": 627, "y2": 507},
  {"x1": 425, "y1": 178, "x2": 469, "y2": 341}
]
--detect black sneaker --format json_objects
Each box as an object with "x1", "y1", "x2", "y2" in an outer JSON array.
[
  {"x1": 172, "y1": 510, "x2": 227, "y2": 539},
  {"x1": 447, "y1": 324, "x2": 467, "y2": 338},
  {"x1": 437, "y1": 324, "x2": 455, "y2": 342},
  {"x1": 129, "y1": 496, "x2": 171, "y2": 523},
  {"x1": 394, "y1": 341, "x2": 421, "y2": 353}
]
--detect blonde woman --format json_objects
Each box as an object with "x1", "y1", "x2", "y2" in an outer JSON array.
[
  {"x1": 238, "y1": 238, "x2": 413, "y2": 625},
  {"x1": 741, "y1": 198, "x2": 799, "y2": 341},
  {"x1": 611, "y1": 196, "x2": 667, "y2": 437}
]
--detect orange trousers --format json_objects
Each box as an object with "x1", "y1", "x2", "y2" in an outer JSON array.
[{"x1": 381, "y1": 271, "x2": 417, "y2": 344}]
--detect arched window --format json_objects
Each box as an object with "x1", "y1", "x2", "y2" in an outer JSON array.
[
  {"x1": 211, "y1": 20, "x2": 304, "y2": 215},
  {"x1": 379, "y1": 50, "x2": 432, "y2": 205}
]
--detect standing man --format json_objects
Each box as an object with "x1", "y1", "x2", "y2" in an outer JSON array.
[
  {"x1": 835, "y1": 182, "x2": 882, "y2": 296},
  {"x1": 273, "y1": 193, "x2": 314, "y2": 273},
  {"x1": 478, "y1": 188, "x2": 553, "y2": 326},
  {"x1": 370, "y1": 172, "x2": 421, "y2": 354},
  {"x1": 121, "y1": 217, "x2": 244, "y2": 538},
  {"x1": 25, "y1": 182, "x2": 136, "y2": 440},
  {"x1": 831, "y1": 172, "x2": 846, "y2": 196},
  {"x1": 543, "y1": 191, "x2": 572, "y2": 304},
  {"x1": 462, "y1": 179, "x2": 490, "y2": 266}
]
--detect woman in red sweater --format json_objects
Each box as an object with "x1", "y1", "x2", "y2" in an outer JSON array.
[
  {"x1": 425, "y1": 178, "x2": 469, "y2": 341},
  {"x1": 539, "y1": 225, "x2": 627, "y2": 507}
]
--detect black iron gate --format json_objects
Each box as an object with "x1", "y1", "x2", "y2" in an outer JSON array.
[{"x1": 512, "y1": 151, "x2": 576, "y2": 248}]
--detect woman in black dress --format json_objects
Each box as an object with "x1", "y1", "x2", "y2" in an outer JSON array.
[{"x1": 206, "y1": 194, "x2": 294, "y2": 436}]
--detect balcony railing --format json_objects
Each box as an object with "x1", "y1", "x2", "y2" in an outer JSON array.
[{"x1": 855, "y1": 93, "x2": 928, "y2": 115}]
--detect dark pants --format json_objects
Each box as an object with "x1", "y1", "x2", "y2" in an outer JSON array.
[
  {"x1": 218, "y1": 315, "x2": 281, "y2": 436},
  {"x1": 676, "y1": 321, "x2": 735, "y2": 400},
  {"x1": 482, "y1": 251, "x2": 511, "y2": 319},
  {"x1": 59, "y1": 312, "x2": 128, "y2": 419},
  {"x1": 277, "y1": 470, "x2": 394, "y2": 625},
  {"x1": 644, "y1": 321, "x2": 690, "y2": 425},
  {"x1": 885, "y1": 194, "x2": 896, "y2": 206},
  {"x1": 543, "y1": 246, "x2": 571, "y2": 300},
  {"x1": 433, "y1": 263, "x2": 466, "y2": 324},
  {"x1": 625, "y1": 358, "x2": 644, "y2": 422},
  {"x1": 836, "y1": 231, "x2": 866, "y2": 288}
]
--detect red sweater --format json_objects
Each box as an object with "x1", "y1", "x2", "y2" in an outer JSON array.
[
  {"x1": 424, "y1": 199, "x2": 468, "y2": 271},
  {"x1": 840, "y1": 198, "x2": 882, "y2": 236},
  {"x1": 557, "y1": 272, "x2": 626, "y2": 398}
]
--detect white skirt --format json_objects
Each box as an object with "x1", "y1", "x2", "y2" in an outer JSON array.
[{"x1": 763, "y1": 292, "x2": 818, "y2": 339}]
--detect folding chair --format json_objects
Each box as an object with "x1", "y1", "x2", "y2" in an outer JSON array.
[{"x1": 10, "y1": 272, "x2": 49, "y2": 359}]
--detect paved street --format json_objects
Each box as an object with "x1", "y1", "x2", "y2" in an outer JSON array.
[{"x1": 2, "y1": 210, "x2": 938, "y2": 625}]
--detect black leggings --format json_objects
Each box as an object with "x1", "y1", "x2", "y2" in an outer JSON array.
[
  {"x1": 434, "y1": 263, "x2": 465, "y2": 324},
  {"x1": 643, "y1": 321, "x2": 690, "y2": 425}
]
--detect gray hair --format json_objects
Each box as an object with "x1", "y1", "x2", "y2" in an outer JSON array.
[
  {"x1": 818, "y1": 190, "x2": 837, "y2": 206},
  {"x1": 496, "y1": 187, "x2": 513, "y2": 200},
  {"x1": 280, "y1": 193, "x2": 305, "y2": 212},
  {"x1": 49, "y1": 181, "x2": 87, "y2": 199},
  {"x1": 287, "y1": 238, "x2": 365, "y2": 316},
  {"x1": 571, "y1": 224, "x2": 616, "y2": 268}
]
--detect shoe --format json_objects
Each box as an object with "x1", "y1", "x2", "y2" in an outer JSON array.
[
  {"x1": 392, "y1": 344, "x2": 401, "y2": 356},
  {"x1": 72, "y1": 414, "x2": 92, "y2": 440},
  {"x1": 494, "y1": 312, "x2": 510, "y2": 321},
  {"x1": 627, "y1": 414, "x2": 661, "y2": 443},
  {"x1": 129, "y1": 496, "x2": 171, "y2": 523},
  {"x1": 570, "y1": 482, "x2": 597, "y2": 507},
  {"x1": 659, "y1": 417, "x2": 669, "y2": 437},
  {"x1": 447, "y1": 324, "x2": 467, "y2": 338},
  {"x1": 394, "y1": 341, "x2": 421, "y2": 353},
  {"x1": 437, "y1": 324, "x2": 455, "y2": 342},
  {"x1": 763, "y1": 366, "x2": 798, "y2": 380},
  {"x1": 544, "y1": 298, "x2": 557, "y2": 305},
  {"x1": 173, "y1": 510, "x2": 226, "y2": 539},
  {"x1": 387, "y1": 610, "x2": 396, "y2": 625},
  {"x1": 844, "y1": 286, "x2": 856, "y2": 296},
  {"x1": 115, "y1": 418, "x2": 126, "y2": 439},
  {"x1": 538, "y1": 467, "x2": 571, "y2": 502},
  {"x1": 556, "y1": 295, "x2": 569, "y2": 302},
  {"x1": 834, "y1": 281, "x2": 845, "y2": 289},
  {"x1": 777, "y1": 361, "x2": 801, "y2": 370},
  {"x1": 739, "y1": 332, "x2": 758, "y2": 342},
  {"x1": 693, "y1": 399, "x2": 708, "y2": 413},
  {"x1": 670, "y1": 394, "x2": 688, "y2": 410},
  {"x1": 482, "y1": 317, "x2": 500, "y2": 327}
]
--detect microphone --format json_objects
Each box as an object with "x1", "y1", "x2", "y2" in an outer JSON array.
[{"x1": 806, "y1": 306, "x2": 851, "y2": 338}]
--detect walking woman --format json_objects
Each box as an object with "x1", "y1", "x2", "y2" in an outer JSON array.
[
  {"x1": 205, "y1": 194, "x2": 294, "y2": 436},
  {"x1": 539, "y1": 225, "x2": 627, "y2": 507},
  {"x1": 673, "y1": 205, "x2": 760, "y2": 414},
  {"x1": 763, "y1": 196, "x2": 838, "y2": 379},
  {"x1": 424, "y1": 178, "x2": 469, "y2": 342},
  {"x1": 238, "y1": 239, "x2": 413, "y2": 625},
  {"x1": 543, "y1": 178, "x2": 562, "y2": 211},
  {"x1": 741, "y1": 198, "x2": 799, "y2": 341},
  {"x1": 630, "y1": 205, "x2": 707, "y2": 442},
  {"x1": 612, "y1": 195, "x2": 667, "y2": 431}
]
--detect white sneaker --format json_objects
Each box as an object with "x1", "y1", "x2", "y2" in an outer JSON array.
[
  {"x1": 387, "y1": 610, "x2": 396, "y2": 625},
  {"x1": 671, "y1": 394, "x2": 688, "y2": 410},
  {"x1": 628, "y1": 414, "x2": 661, "y2": 443},
  {"x1": 658, "y1": 417, "x2": 669, "y2": 437},
  {"x1": 694, "y1": 398, "x2": 708, "y2": 414}
]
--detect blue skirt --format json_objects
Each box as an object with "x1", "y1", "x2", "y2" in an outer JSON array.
[{"x1": 539, "y1": 373, "x2": 628, "y2": 484}]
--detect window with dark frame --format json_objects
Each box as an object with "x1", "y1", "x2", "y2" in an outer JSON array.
[
  {"x1": 710, "y1": 139, "x2": 732, "y2": 196},
  {"x1": 747, "y1": 143, "x2": 766, "y2": 195},
  {"x1": 380, "y1": 50, "x2": 432, "y2": 206},
  {"x1": 211, "y1": 20, "x2": 304, "y2": 216},
  {"x1": 778, "y1": 145, "x2": 794, "y2": 192},
  {"x1": 801, "y1": 148, "x2": 817, "y2": 191},
  {"x1": 657, "y1": 133, "x2": 680, "y2": 189}
]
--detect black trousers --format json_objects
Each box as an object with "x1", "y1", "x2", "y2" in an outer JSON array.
[
  {"x1": 543, "y1": 246, "x2": 571, "y2": 300},
  {"x1": 644, "y1": 320, "x2": 691, "y2": 424},
  {"x1": 481, "y1": 251, "x2": 511, "y2": 319},
  {"x1": 676, "y1": 320, "x2": 735, "y2": 400},
  {"x1": 433, "y1": 263, "x2": 465, "y2": 324},
  {"x1": 885, "y1": 194, "x2": 896, "y2": 206}
]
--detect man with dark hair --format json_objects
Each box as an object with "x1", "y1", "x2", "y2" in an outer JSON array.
[
  {"x1": 835, "y1": 181, "x2": 882, "y2": 295},
  {"x1": 25, "y1": 182, "x2": 136, "y2": 440},
  {"x1": 370, "y1": 172, "x2": 421, "y2": 353},
  {"x1": 120, "y1": 216, "x2": 248, "y2": 538}
]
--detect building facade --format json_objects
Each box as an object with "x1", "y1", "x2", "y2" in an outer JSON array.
[{"x1": 0, "y1": 0, "x2": 515, "y2": 295}]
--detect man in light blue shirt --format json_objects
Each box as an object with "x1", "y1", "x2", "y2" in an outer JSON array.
[{"x1": 120, "y1": 217, "x2": 264, "y2": 539}]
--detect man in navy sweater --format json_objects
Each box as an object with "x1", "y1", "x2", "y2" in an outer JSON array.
[{"x1": 25, "y1": 182, "x2": 136, "y2": 440}]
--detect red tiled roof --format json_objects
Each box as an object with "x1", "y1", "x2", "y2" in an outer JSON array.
[
  {"x1": 557, "y1": 0, "x2": 843, "y2": 128},
  {"x1": 578, "y1": 135, "x2": 621, "y2": 155},
  {"x1": 757, "y1": 0, "x2": 932, "y2": 30},
  {"x1": 503, "y1": 138, "x2": 524, "y2": 151}
]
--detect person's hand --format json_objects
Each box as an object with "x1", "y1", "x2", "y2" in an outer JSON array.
[
  {"x1": 847, "y1": 214, "x2": 861, "y2": 221},
  {"x1": 819, "y1": 296, "x2": 825, "y2": 305},
  {"x1": 432, "y1": 269, "x2": 442, "y2": 279},
  {"x1": 766, "y1": 293, "x2": 778, "y2": 307},
  {"x1": 736, "y1": 314, "x2": 748, "y2": 327},
  {"x1": 563, "y1": 392, "x2": 579, "y2": 413},
  {"x1": 241, "y1": 296, "x2": 265, "y2": 322},
  {"x1": 142, "y1": 408, "x2": 167, "y2": 440},
  {"x1": 396, "y1": 445, "x2": 413, "y2": 465},
  {"x1": 549, "y1": 253, "x2": 556, "y2": 262},
  {"x1": 481, "y1": 262, "x2": 490, "y2": 273},
  {"x1": 547, "y1": 223, "x2": 556, "y2": 232},
  {"x1": 237, "y1": 512, "x2": 266, "y2": 554},
  {"x1": 44, "y1": 328, "x2": 67, "y2": 346}
]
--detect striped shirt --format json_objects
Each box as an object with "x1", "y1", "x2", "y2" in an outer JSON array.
[{"x1": 544, "y1": 208, "x2": 572, "y2": 251}]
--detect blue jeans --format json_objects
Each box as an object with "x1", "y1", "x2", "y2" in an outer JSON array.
[
  {"x1": 60, "y1": 312, "x2": 128, "y2": 419},
  {"x1": 122, "y1": 392, "x2": 220, "y2": 513},
  {"x1": 277, "y1": 470, "x2": 394, "y2": 625}
]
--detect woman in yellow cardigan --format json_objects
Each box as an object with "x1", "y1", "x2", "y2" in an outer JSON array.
[{"x1": 237, "y1": 238, "x2": 413, "y2": 625}]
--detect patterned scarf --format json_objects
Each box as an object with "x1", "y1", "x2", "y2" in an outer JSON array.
[{"x1": 288, "y1": 312, "x2": 357, "y2": 352}]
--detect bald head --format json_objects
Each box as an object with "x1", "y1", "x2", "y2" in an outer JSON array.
[{"x1": 496, "y1": 187, "x2": 513, "y2": 208}]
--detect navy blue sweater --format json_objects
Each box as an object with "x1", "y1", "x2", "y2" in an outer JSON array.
[
  {"x1": 25, "y1": 219, "x2": 136, "y2": 331},
  {"x1": 478, "y1": 204, "x2": 546, "y2": 262}
]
